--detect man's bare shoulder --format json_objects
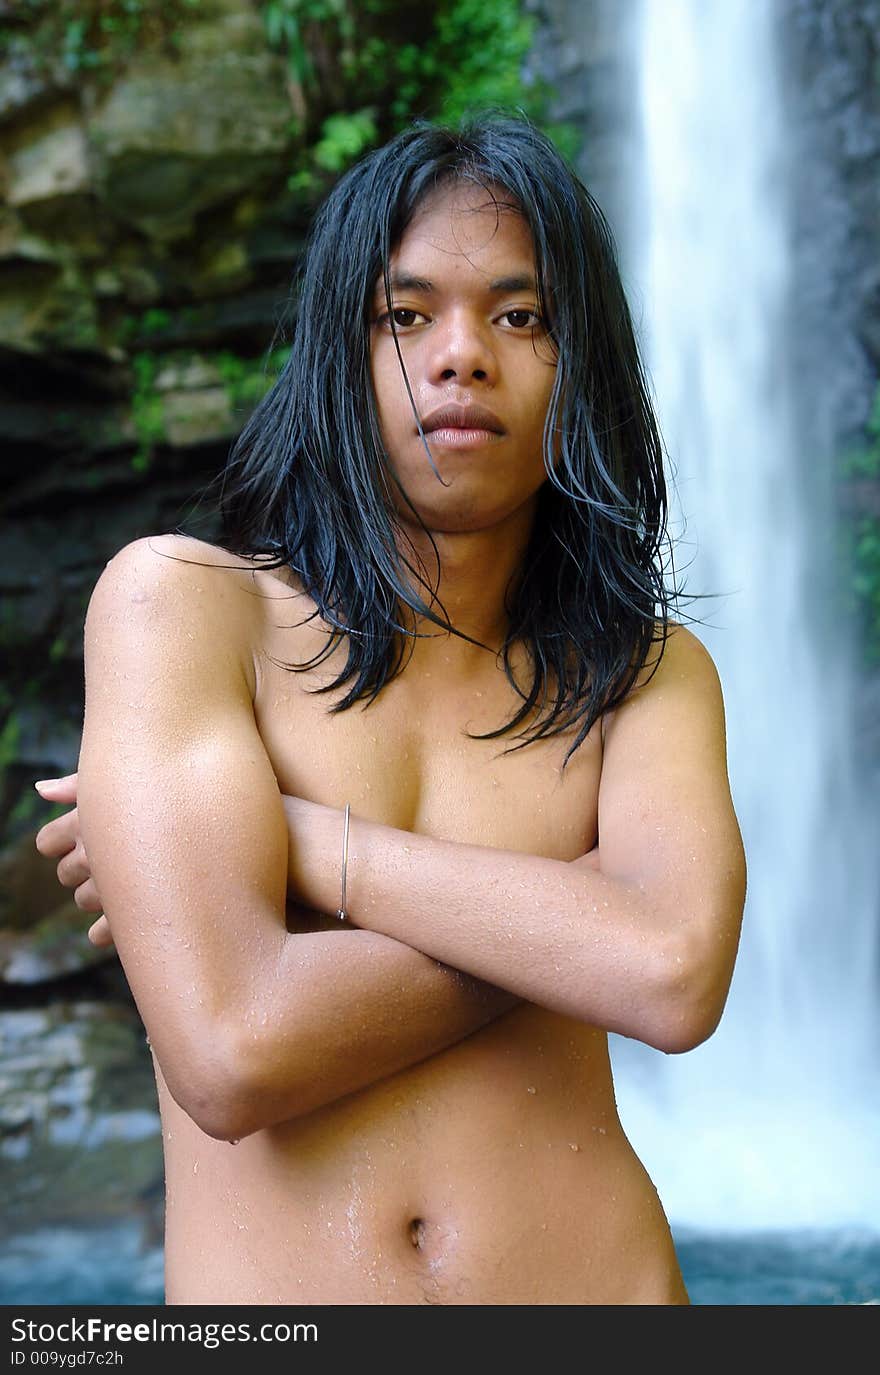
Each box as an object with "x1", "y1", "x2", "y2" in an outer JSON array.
[
  {"x1": 600, "y1": 620, "x2": 716, "y2": 740},
  {"x1": 86, "y1": 536, "x2": 269, "y2": 688},
  {"x1": 100, "y1": 533, "x2": 271, "y2": 583},
  {"x1": 90, "y1": 535, "x2": 324, "y2": 696},
  {"x1": 627, "y1": 619, "x2": 717, "y2": 695},
  {"x1": 96, "y1": 534, "x2": 304, "y2": 623}
]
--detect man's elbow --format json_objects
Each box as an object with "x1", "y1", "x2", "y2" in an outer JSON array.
[
  {"x1": 156, "y1": 1023, "x2": 289, "y2": 1142},
  {"x1": 649, "y1": 938, "x2": 735, "y2": 1055},
  {"x1": 650, "y1": 1001, "x2": 724, "y2": 1056},
  {"x1": 181, "y1": 1084, "x2": 249, "y2": 1143},
  {"x1": 158, "y1": 1051, "x2": 251, "y2": 1142},
  {"x1": 201, "y1": 1023, "x2": 326, "y2": 1139}
]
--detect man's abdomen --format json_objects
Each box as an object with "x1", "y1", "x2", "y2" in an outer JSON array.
[{"x1": 160, "y1": 1004, "x2": 687, "y2": 1305}]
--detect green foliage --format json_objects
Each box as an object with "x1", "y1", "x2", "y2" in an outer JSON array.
[
  {"x1": 263, "y1": 0, "x2": 354, "y2": 85},
  {"x1": 263, "y1": 0, "x2": 576, "y2": 194},
  {"x1": 397, "y1": 0, "x2": 535, "y2": 125},
  {"x1": 839, "y1": 381, "x2": 880, "y2": 664},
  {"x1": 1, "y1": 0, "x2": 202, "y2": 78},
  {"x1": 139, "y1": 308, "x2": 172, "y2": 336},
  {"x1": 841, "y1": 516, "x2": 880, "y2": 666},
  {"x1": 130, "y1": 352, "x2": 164, "y2": 473},
  {"x1": 126, "y1": 346, "x2": 292, "y2": 470},
  {"x1": 840, "y1": 386, "x2": 880, "y2": 479},
  {"x1": 0, "y1": 712, "x2": 20, "y2": 774},
  {"x1": 0, "y1": 692, "x2": 21, "y2": 820},
  {"x1": 214, "y1": 346, "x2": 292, "y2": 411},
  {"x1": 8, "y1": 788, "x2": 42, "y2": 830},
  {"x1": 313, "y1": 109, "x2": 379, "y2": 172}
]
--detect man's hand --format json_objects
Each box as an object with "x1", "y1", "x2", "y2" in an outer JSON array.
[
  {"x1": 34, "y1": 774, "x2": 113, "y2": 948},
  {"x1": 35, "y1": 773, "x2": 356, "y2": 947}
]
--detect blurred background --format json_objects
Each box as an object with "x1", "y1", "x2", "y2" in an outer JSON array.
[{"x1": 1, "y1": 0, "x2": 878, "y2": 1305}]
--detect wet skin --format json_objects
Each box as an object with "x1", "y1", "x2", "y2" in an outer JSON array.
[
  {"x1": 156, "y1": 551, "x2": 687, "y2": 1306},
  {"x1": 156, "y1": 183, "x2": 688, "y2": 1304}
]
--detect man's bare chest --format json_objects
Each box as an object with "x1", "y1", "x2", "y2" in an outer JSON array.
[{"x1": 249, "y1": 609, "x2": 602, "y2": 863}]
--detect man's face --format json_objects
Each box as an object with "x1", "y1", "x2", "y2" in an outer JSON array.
[{"x1": 369, "y1": 179, "x2": 558, "y2": 535}]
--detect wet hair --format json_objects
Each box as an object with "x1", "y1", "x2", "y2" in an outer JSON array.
[{"x1": 210, "y1": 112, "x2": 695, "y2": 768}]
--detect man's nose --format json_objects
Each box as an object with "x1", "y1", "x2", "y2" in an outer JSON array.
[{"x1": 427, "y1": 313, "x2": 497, "y2": 385}]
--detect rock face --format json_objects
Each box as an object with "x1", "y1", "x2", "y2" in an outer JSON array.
[
  {"x1": 0, "y1": 994, "x2": 162, "y2": 1233},
  {"x1": 0, "y1": 0, "x2": 299, "y2": 1279},
  {"x1": 775, "y1": 0, "x2": 880, "y2": 765},
  {"x1": 0, "y1": 831, "x2": 112, "y2": 985},
  {"x1": 524, "y1": 0, "x2": 642, "y2": 260},
  {"x1": 1, "y1": 2, "x2": 298, "y2": 370},
  {"x1": 1, "y1": 0, "x2": 305, "y2": 849},
  {"x1": 779, "y1": 0, "x2": 880, "y2": 448}
]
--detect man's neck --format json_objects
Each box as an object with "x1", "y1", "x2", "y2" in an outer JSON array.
[{"x1": 393, "y1": 503, "x2": 537, "y2": 673}]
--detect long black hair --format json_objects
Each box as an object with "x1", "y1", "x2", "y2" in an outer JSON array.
[{"x1": 212, "y1": 112, "x2": 695, "y2": 768}]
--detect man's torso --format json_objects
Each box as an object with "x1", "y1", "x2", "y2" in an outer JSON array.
[{"x1": 154, "y1": 545, "x2": 686, "y2": 1304}]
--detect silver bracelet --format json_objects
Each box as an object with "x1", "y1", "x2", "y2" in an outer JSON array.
[{"x1": 337, "y1": 803, "x2": 351, "y2": 921}]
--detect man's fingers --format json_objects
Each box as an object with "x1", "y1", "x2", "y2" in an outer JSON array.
[
  {"x1": 35, "y1": 809, "x2": 79, "y2": 860},
  {"x1": 76, "y1": 879, "x2": 104, "y2": 915},
  {"x1": 87, "y1": 914, "x2": 115, "y2": 948},
  {"x1": 34, "y1": 774, "x2": 79, "y2": 805},
  {"x1": 56, "y1": 841, "x2": 90, "y2": 891},
  {"x1": 33, "y1": 773, "x2": 106, "y2": 931}
]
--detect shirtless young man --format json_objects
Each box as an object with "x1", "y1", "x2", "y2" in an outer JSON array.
[{"x1": 35, "y1": 117, "x2": 747, "y2": 1306}]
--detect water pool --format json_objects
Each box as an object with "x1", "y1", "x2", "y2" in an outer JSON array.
[{"x1": 1, "y1": 1222, "x2": 878, "y2": 1305}]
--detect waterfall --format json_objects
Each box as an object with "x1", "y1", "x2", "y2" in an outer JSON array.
[{"x1": 608, "y1": 0, "x2": 880, "y2": 1232}]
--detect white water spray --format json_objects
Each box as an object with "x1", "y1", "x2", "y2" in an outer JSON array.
[{"x1": 609, "y1": 0, "x2": 880, "y2": 1231}]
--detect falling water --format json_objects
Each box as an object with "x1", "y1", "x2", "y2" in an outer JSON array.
[{"x1": 609, "y1": 0, "x2": 880, "y2": 1231}]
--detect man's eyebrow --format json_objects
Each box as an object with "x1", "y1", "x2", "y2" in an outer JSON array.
[
  {"x1": 487, "y1": 273, "x2": 538, "y2": 293},
  {"x1": 381, "y1": 273, "x2": 434, "y2": 294},
  {"x1": 376, "y1": 271, "x2": 539, "y2": 296}
]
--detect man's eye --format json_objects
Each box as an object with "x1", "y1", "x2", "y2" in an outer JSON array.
[
  {"x1": 382, "y1": 308, "x2": 422, "y2": 328},
  {"x1": 501, "y1": 309, "x2": 541, "y2": 329}
]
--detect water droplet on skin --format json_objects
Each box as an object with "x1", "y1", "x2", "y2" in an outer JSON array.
[
  {"x1": 228, "y1": 1138, "x2": 240, "y2": 1146},
  {"x1": 569, "y1": 1142, "x2": 580, "y2": 1152},
  {"x1": 527, "y1": 1086, "x2": 537, "y2": 1094},
  {"x1": 192, "y1": 1162, "x2": 198, "y2": 1174}
]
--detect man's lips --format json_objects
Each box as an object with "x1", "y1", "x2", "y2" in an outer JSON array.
[{"x1": 420, "y1": 403, "x2": 505, "y2": 435}]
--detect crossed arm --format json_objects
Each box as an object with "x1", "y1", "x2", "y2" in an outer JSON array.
[
  {"x1": 36, "y1": 537, "x2": 746, "y2": 1141},
  {"x1": 40, "y1": 776, "x2": 528, "y2": 1136}
]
